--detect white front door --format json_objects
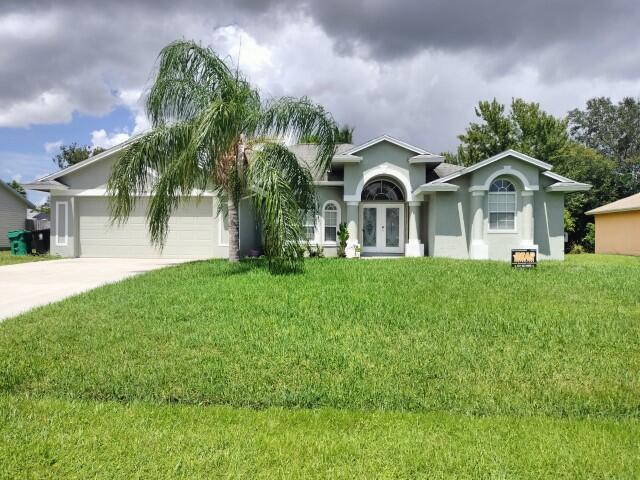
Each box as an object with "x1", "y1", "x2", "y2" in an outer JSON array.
[{"x1": 360, "y1": 203, "x2": 404, "y2": 254}]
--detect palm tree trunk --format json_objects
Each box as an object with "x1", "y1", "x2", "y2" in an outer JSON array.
[{"x1": 227, "y1": 196, "x2": 240, "y2": 262}]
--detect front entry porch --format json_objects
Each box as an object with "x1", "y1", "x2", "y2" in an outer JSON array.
[{"x1": 345, "y1": 200, "x2": 424, "y2": 257}]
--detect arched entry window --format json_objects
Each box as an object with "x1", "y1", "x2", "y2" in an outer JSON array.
[
  {"x1": 488, "y1": 178, "x2": 516, "y2": 231},
  {"x1": 361, "y1": 178, "x2": 404, "y2": 201}
]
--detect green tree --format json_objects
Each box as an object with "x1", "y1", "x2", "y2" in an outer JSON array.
[
  {"x1": 301, "y1": 124, "x2": 354, "y2": 144},
  {"x1": 447, "y1": 98, "x2": 569, "y2": 166},
  {"x1": 553, "y1": 142, "x2": 617, "y2": 247},
  {"x1": 53, "y1": 143, "x2": 106, "y2": 169},
  {"x1": 108, "y1": 40, "x2": 337, "y2": 269},
  {"x1": 568, "y1": 97, "x2": 640, "y2": 197},
  {"x1": 8, "y1": 180, "x2": 26, "y2": 197}
]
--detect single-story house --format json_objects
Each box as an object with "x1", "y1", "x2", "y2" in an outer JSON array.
[
  {"x1": 24, "y1": 135, "x2": 590, "y2": 261},
  {"x1": 0, "y1": 180, "x2": 36, "y2": 249},
  {"x1": 586, "y1": 192, "x2": 640, "y2": 256}
]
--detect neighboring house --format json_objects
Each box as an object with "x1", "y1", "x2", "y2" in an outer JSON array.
[
  {"x1": 0, "y1": 180, "x2": 36, "y2": 249},
  {"x1": 24, "y1": 135, "x2": 589, "y2": 261},
  {"x1": 586, "y1": 193, "x2": 640, "y2": 256},
  {"x1": 26, "y1": 210, "x2": 51, "y2": 231}
]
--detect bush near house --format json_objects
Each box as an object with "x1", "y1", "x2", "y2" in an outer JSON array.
[{"x1": 1, "y1": 255, "x2": 639, "y2": 477}]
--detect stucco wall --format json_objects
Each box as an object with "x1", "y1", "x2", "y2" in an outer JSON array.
[
  {"x1": 0, "y1": 188, "x2": 28, "y2": 249},
  {"x1": 343, "y1": 142, "x2": 425, "y2": 200},
  {"x1": 594, "y1": 211, "x2": 640, "y2": 256},
  {"x1": 429, "y1": 176, "x2": 470, "y2": 259},
  {"x1": 426, "y1": 156, "x2": 567, "y2": 261}
]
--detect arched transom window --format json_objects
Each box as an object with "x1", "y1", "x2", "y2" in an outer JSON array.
[
  {"x1": 361, "y1": 179, "x2": 404, "y2": 201},
  {"x1": 488, "y1": 178, "x2": 516, "y2": 231}
]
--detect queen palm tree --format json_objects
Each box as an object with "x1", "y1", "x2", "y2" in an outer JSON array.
[{"x1": 108, "y1": 40, "x2": 337, "y2": 268}]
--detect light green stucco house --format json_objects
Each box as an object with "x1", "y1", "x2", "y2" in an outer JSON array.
[{"x1": 25, "y1": 135, "x2": 589, "y2": 261}]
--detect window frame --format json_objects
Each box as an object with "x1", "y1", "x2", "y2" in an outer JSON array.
[
  {"x1": 55, "y1": 200, "x2": 69, "y2": 246},
  {"x1": 487, "y1": 178, "x2": 517, "y2": 233},
  {"x1": 302, "y1": 212, "x2": 319, "y2": 245},
  {"x1": 321, "y1": 200, "x2": 341, "y2": 246}
]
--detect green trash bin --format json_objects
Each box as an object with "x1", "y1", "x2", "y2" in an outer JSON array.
[{"x1": 7, "y1": 230, "x2": 32, "y2": 256}]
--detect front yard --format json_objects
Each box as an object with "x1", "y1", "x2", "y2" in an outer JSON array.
[{"x1": 1, "y1": 255, "x2": 639, "y2": 477}]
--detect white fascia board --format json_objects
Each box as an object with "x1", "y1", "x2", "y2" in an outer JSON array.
[
  {"x1": 545, "y1": 183, "x2": 591, "y2": 192},
  {"x1": 22, "y1": 180, "x2": 69, "y2": 192},
  {"x1": 67, "y1": 188, "x2": 215, "y2": 197},
  {"x1": 332, "y1": 154, "x2": 362, "y2": 163},
  {"x1": 409, "y1": 154, "x2": 445, "y2": 164},
  {"x1": 414, "y1": 183, "x2": 460, "y2": 194},
  {"x1": 342, "y1": 134, "x2": 430, "y2": 156},
  {"x1": 314, "y1": 181, "x2": 345, "y2": 186}
]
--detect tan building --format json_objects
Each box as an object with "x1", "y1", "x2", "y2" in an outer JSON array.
[{"x1": 586, "y1": 193, "x2": 640, "y2": 256}]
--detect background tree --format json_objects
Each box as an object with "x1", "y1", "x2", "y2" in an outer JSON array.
[
  {"x1": 8, "y1": 180, "x2": 26, "y2": 197},
  {"x1": 447, "y1": 98, "x2": 569, "y2": 166},
  {"x1": 568, "y1": 97, "x2": 640, "y2": 197},
  {"x1": 53, "y1": 143, "x2": 106, "y2": 169},
  {"x1": 108, "y1": 40, "x2": 338, "y2": 270},
  {"x1": 447, "y1": 97, "x2": 620, "y2": 249}
]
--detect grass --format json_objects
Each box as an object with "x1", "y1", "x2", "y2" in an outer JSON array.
[
  {"x1": 0, "y1": 250, "x2": 55, "y2": 266},
  {"x1": 1, "y1": 254, "x2": 639, "y2": 477}
]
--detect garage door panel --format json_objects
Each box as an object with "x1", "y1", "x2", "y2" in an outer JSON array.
[{"x1": 79, "y1": 197, "x2": 215, "y2": 258}]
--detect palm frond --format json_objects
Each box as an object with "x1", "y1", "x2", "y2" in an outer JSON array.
[
  {"x1": 249, "y1": 143, "x2": 315, "y2": 269},
  {"x1": 146, "y1": 40, "x2": 234, "y2": 126},
  {"x1": 258, "y1": 97, "x2": 338, "y2": 174}
]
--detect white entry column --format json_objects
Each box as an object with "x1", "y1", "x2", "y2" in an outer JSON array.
[
  {"x1": 346, "y1": 201, "x2": 359, "y2": 258},
  {"x1": 520, "y1": 191, "x2": 536, "y2": 247},
  {"x1": 469, "y1": 191, "x2": 489, "y2": 259},
  {"x1": 405, "y1": 201, "x2": 424, "y2": 257}
]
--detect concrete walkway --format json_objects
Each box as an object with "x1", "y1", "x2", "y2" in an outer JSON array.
[{"x1": 0, "y1": 258, "x2": 193, "y2": 321}]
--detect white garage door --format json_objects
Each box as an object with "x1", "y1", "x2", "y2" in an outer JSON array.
[{"x1": 78, "y1": 197, "x2": 216, "y2": 258}]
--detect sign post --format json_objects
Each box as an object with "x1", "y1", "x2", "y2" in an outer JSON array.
[{"x1": 511, "y1": 248, "x2": 537, "y2": 268}]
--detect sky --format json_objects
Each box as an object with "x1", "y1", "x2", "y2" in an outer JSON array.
[{"x1": 2, "y1": 0, "x2": 640, "y2": 204}]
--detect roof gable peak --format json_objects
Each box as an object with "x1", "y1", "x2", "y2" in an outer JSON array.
[{"x1": 343, "y1": 135, "x2": 431, "y2": 156}]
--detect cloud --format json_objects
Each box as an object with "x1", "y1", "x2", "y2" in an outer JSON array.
[
  {"x1": 90, "y1": 129, "x2": 131, "y2": 150},
  {"x1": 44, "y1": 139, "x2": 63, "y2": 155},
  {"x1": 0, "y1": 0, "x2": 639, "y2": 156}
]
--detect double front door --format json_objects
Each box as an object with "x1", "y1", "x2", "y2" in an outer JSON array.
[{"x1": 361, "y1": 203, "x2": 404, "y2": 254}]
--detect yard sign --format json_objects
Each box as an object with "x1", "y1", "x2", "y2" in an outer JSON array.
[{"x1": 511, "y1": 248, "x2": 537, "y2": 268}]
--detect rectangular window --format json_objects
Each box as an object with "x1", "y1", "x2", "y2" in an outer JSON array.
[
  {"x1": 303, "y1": 214, "x2": 316, "y2": 242},
  {"x1": 324, "y1": 210, "x2": 337, "y2": 242},
  {"x1": 488, "y1": 192, "x2": 516, "y2": 231},
  {"x1": 55, "y1": 201, "x2": 68, "y2": 246}
]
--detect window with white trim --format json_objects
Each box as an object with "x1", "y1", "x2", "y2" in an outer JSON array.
[
  {"x1": 488, "y1": 178, "x2": 516, "y2": 231},
  {"x1": 323, "y1": 202, "x2": 339, "y2": 243},
  {"x1": 303, "y1": 214, "x2": 316, "y2": 243}
]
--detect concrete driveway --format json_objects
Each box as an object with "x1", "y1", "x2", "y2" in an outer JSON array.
[{"x1": 0, "y1": 258, "x2": 194, "y2": 321}]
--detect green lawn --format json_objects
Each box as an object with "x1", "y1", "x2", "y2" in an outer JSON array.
[
  {"x1": 1, "y1": 254, "x2": 639, "y2": 477},
  {"x1": 0, "y1": 250, "x2": 55, "y2": 266}
]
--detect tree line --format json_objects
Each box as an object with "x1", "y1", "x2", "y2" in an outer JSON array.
[{"x1": 444, "y1": 97, "x2": 640, "y2": 250}]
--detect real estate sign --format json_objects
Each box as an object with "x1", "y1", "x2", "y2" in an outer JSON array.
[{"x1": 511, "y1": 248, "x2": 537, "y2": 268}]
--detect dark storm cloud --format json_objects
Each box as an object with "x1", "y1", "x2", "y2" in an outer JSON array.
[
  {"x1": 291, "y1": 0, "x2": 640, "y2": 79},
  {"x1": 0, "y1": 0, "x2": 639, "y2": 133}
]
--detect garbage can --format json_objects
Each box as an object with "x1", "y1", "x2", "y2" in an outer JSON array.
[
  {"x1": 31, "y1": 229, "x2": 50, "y2": 255},
  {"x1": 7, "y1": 230, "x2": 32, "y2": 256}
]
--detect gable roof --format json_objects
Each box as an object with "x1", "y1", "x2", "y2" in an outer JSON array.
[
  {"x1": 0, "y1": 180, "x2": 36, "y2": 209},
  {"x1": 586, "y1": 192, "x2": 640, "y2": 215},
  {"x1": 415, "y1": 149, "x2": 590, "y2": 194},
  {"x1": 427, "y1": 150, "x2": 552, "y2": 186},
  {"x1": 37, "y1": 134, "x2": 142, "y2": 182},
  {"x1": 342, "y1": 134, "x2": 431, "y2": 156}
]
